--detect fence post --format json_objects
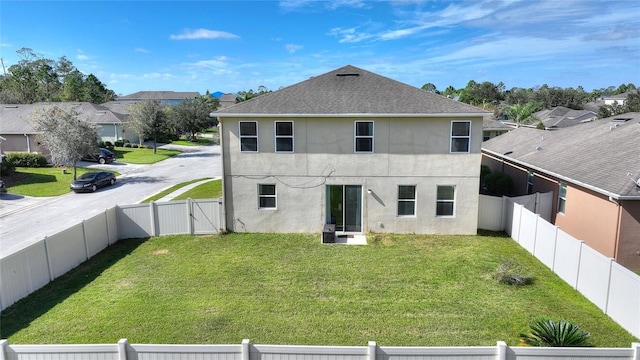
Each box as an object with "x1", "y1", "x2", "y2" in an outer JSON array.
[
  {"x1": 0, "y1": 339, "x2": 8, "y2": 360},
  {"x1": 496, "y1": 341, "x2": 507, "y2": 360},
  {"x1": 43, "y1": 236, "x2": 55, "y2": 281},
  {"x1": 150, "y1": 202, "x2": 157, "y2": 237},
  {"x1": 105, "y1": 209, "x2": 112, "y2": 246},
  {"x1": 368, "y1": 341, "x2": 376, "y2": 360},
  {"x1": 604, "y1": 258, "x2": 615, "y2": 314},
  {"x1": 242, "y1": 339, "x2": 250, "y2": 360},
  {"x1": 632, "y1": 342, "x2": 639, "y2": 360},
  {"x1": 187, "y1": 198, "x2": 194, "y2": 235},
  {"x1": 551, "y1": 226, "x2": 559, "y2": 271},
  {"x1": 117, "y1": 339, "x2": 128, "y2": 360},
  {"x1": 82, "y1": 220, "x2": 89, "y2": 260},
  {"x1": 574, "y1": 241, "x2": 585, "y2": 290}
]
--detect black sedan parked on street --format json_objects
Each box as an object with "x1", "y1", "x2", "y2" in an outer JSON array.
[{"x1": 70, "y1": 172, "x2": 116, "y2": 193}]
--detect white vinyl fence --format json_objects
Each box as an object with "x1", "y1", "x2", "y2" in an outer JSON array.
[
  {"x1": 484, "y1": 196, "x2": 640, "y2": 340},
  {"x1": 0, "y1": 199, "x2": 222, "y2": 311},
  {"x1": 1, "y1": 339, "x2": 639, "y2": 360}
]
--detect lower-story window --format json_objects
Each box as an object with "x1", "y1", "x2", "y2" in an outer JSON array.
[
  {"x1": 397, "y1": 185, "x2": 416, "y2": 216},
  {"x1": 436, "y1": 185, "x2": 455, "y2": 216},
  {"x1": 558, "y1": 182, "x2": 567, "y2": 214},
  {"x1": 258, "y1": 184, "x2": 276, "y2": 209}
]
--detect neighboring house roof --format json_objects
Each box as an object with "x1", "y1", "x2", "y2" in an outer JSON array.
[
  {"x1": 215, "y1": 65, "x2": 490, "y2": 117},
  {"x1": 604, "y1": 93, "x2": 629, "y2": 101},
  {"x1": 483, "y1": 119, "x2": 513, "y2": 132},
  {"x1": 0, "y1": 102, "x2": 128, "y2": 134},
  {"x1": 482, "y1": 112, "x2": 640, "y2": 199},
  {"x1": 220, "y1": 93, "x2": 238, "y2": 102},
  {"x1": 117, "y1": 91, "x2": 200, "y2": 100},
  {"x1": 533, "y1": 106, "x2": 597, "y2": 129}
]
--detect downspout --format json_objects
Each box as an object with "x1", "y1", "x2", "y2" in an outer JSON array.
[
  {"x1": 24, "y1": 134, "x2": 31, "y2": 152},
  {"x1": 608, "y1": 196, "x2": 622, "y2": 262}
]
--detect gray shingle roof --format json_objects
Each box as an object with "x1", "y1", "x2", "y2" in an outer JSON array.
[
  {"x1": 117, "y1": 91, "x2": 200, "y2": 100},
  {"x1": 482, "y1": 113, "x2": 640, "y2": 198},
  {"x1": 216, "y1": 65, "x2": 489, "y2": 116},
  {"x1": 533, "y1": 106, "x2": 597, "y2": 129},
  {"x1": 0, "y1": 102, "x2": 128, "y2": 134}
]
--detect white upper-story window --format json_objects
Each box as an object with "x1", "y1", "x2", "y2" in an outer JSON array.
[
  {"x1": 558, "y1": 182, "x2": 567, "y2": 214},
  {"x1": 450, "y1": 121, "x2": 471, "y2": 153},
  {"x1": 354, "y1": 121, "x2": 374, "y2": 153},
  {"x1": 275, "y1": 121, "x2": 294, "y2": 152},
  {"x1": 239, "y1": 121, "x2": 258, "y2": 152}
]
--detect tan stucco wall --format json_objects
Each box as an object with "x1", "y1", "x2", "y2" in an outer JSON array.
[
  {"x1": 555, "y1": 186, "x2": 619, "y2": 258},
  {"x1": 617, "y1": 200, "x2": 640, "y2": 270},
  {"x1": 0, "y1": 134, "x2": 47, "y2": 156},
  {"x1": 221, "y1": 116, "x2": 483, "y2": 234}
]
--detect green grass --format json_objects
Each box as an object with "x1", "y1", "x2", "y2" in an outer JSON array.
[
  {"x1": 3, "y1": 167, "x2": 120, "y2": 197},
  {"x1": 113, "y1": 147, "x2": 181, "y2": 164},
  {"x1": 1, "y1": 233, "x2": 636, "y2": 346},
  {"x1": 140, "y1": 178, "x2": 212, "y2": 203},
  {"x1": 170, "y1": 136, "x2": 215, "y2": 146},
  {"x1": 173, "y1": 179, "x2": 221, "y2": 200}
]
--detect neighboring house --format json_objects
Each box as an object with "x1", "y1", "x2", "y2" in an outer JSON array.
[
  {"x1": 603, "y1": 93, "x2": 629, "y2": 106},
  {"x1": 533, "y1": 106, "x2": 597, "y2": 129},
  {"x1": 0, "y1": 102, "x2": 138, "y2": 155},
  {"x1": 212, "y1": 92, "x2": 239, "y2": 109},
  {"x1": 0, "y1": 104, "x2": 46, "y2": 156},
  {"x1": 116, "y1": 91, "x2": 200, "y2": 106},
  {"x1": 481, "y1": 113, "x2": 640, "y2": 270},
  {"x1": 482, "y1": 119, "x2": 512, "y2": 141},
  {"x1": 214, "y1": 65, "x2": 490, "y2": 235}
]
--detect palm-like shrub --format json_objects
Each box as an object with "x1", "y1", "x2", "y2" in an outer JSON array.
[{"x1": 521, "y1": 318, "x2": 591, "y2": 347}]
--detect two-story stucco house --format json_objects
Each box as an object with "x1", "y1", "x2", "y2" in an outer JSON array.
[{"x1": 214, "y1": 65, "x2": 490, "y2": 236}]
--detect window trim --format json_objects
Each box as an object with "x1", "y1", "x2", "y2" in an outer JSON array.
[
  {"x1": 558, "y1": 182, "x2": 567, "y2": 214},
  {"x1": 274, "y1": 121, "x2": 294, "y2": 153},
  {"x1": 527, "y1": 171, "x2": 534, "y2": 194},
  {"x1": 436, "y1": 185, "x2": 456, "y2": 217},
  {"x1": 354, "y1": 120, "x2": 374, "y2": 153},
  {"x1": 397, "y1": 185, "x2": 417, "y2": 217},
  {"x1": 258, "y1": 184, "x2": 277, "y2": 210},
  {"x1": 239, "y1": 121, "x2": 258, "y2": 152},
  {"x1": 450, "y1": 120, "x2": 471, "y2": 153}
]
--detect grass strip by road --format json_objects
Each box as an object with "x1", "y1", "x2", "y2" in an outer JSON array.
[
  {"x1": 3, "y1": 167, "x2": 120, "y2": 197},
  {"x1": 114, "y1": 147, "x2": 181, "y2": 164},
  {"x1": 2, "y1": 233, "x2": 635, "y2": 346},
  {"x1": 172, "y1": 179, "x2": 221, "y2": 200},
  {"x1": 170, "y1": 136, "x2": 215, "y2": 146},
  {"x1": 140, "y1": 178, "x2": 212, "y2": 203}
]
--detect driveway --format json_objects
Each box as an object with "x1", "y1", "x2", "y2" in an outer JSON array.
[{"x1": 0, "y1": 143, "x2": 222, "y2": 257}]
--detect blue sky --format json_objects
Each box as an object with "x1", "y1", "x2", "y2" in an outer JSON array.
[{"x1": 1, "y1": 0, "x2": 639, "y2": 97}]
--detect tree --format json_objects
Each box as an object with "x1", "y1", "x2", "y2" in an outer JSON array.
[
  {"x1": 31, "y1": 106, "x2": 98, "y2": 179},
  {"x1": 503, "y1": 102, "x2": 540, "y2": 127},
  {"x1": 237, "y1": 86, "x2": 271, "y2": 102},
  {"x1": 170, "y1": 95, "x2": 220, "y2": 141},
  {"x1": 421, "y1": 83, "x2": 439, "y2": 93},
  {"x1": 458, "y1": 80, "x2": 505, "y2": 108},
  {"x1": 126, "y1": 99, "x2": 168, "y2": 153}
]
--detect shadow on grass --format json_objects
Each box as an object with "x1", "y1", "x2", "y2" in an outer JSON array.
[
  {"x1": 9, "y1": 173, "x2": 57, "y2": 186},
  {"x1": 0, "y1": 238, "x2": 148, "y2": 339},
  {"x1": 477, "y1": 229, "x2": 510, "y2": 238}
]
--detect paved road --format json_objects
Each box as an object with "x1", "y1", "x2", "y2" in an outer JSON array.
[{"x1": 0, "y1": 143, "x2": 222, "y2": 257}]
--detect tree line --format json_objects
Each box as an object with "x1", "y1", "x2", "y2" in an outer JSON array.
[
  {"x1": 0, "y1": 48, "x2": 116, "y2": 104},
  {"x1": 421, "y1": 80, "x2": 639, "y2": 123}
]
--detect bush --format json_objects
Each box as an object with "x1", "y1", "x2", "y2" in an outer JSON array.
[
  {"x1": 114, "y1": 140, "x2": 124, "y2": 147},
  {"x1": 131, "y1": 144, "x2": 139, "y2": 148},
  {"x1": 1, "y1": 155, "x2": 16, "y2": 176},
  {"x1": 124, "y1": 143, "x2": 132, "y2": 148},
  {"x1": 98, "y1": 140, "x2": 106, "y2": 148},
  {"x1": 484, "y1": 171, "x2": 512, "y2": 196},
  {"x1": 104, "y1": 141, "x2": 115, "y2": 150},
  {"x1": 7, "y1": 152, "x2": 48, "y2": 168},
  {"x1": 521, "y1": 318, "x2": 591, "y2": 347},
  {"x1": 492, "y1": 258, "x2": 533, "y2": 285}
]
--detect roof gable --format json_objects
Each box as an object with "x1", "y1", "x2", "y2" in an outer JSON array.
[{"x1": 216, "y1": 65, "x2": 489, "y2": 116}]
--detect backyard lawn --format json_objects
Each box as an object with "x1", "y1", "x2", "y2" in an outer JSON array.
[
  {"x1": 113, "y1": 147, "x2": 181, "y2": 164},
  {"x1": 1, "y1": 233, "x2": 636, "y2": 346}
]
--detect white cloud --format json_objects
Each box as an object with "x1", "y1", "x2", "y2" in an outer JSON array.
[
  {"x1": 285, "y1": 44, "x2": 303, "y2": 53},
  {"x1": 135, "y1": 48, "x2": 150, "y2": 53},
  {"x1": 77, "y1": 54, "x2": 89, "y2": 61},
  {"x1": 328, "y1": 27, "x2": 373, "y2": 43},
  {"x1": 169, "y1": 28, "x2": 239, "y2": 40},
  {"x1": 143, "y1": 73, "x2": 175, "y2": 80}
]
